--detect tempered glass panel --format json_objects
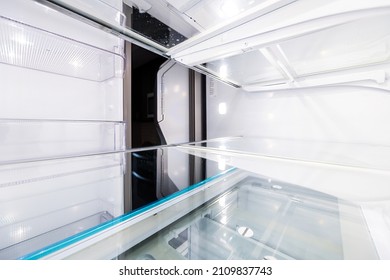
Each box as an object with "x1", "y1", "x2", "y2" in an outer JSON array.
[
  {"x1": 124, "y1": 176, "x2": 378, "y2": 260},
  {"x1": 204, "y1": 50, "x2": 286, "y2": 85},
  {"x1": 280, "y1": 14, "x2": 390, "y2": 76},
  {"x1": 14, "y1": 143, "x2": 385, "y2": 260},
  {"x1": 184, "y1": 137, "x2": 390, "y2": 171},
  {"x1": 0, "y1": 146, "x2": 230, "y2": 259}
]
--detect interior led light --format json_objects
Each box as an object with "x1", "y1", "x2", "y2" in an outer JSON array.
[
  {"x1": 218, "y1": 158, "x2": 227, "y2": 170},
  {"x1": 218, "y1": 102, "x2": 227, "y2": 115},
  {"x1": 219, "y1": 64, "x2": 228, "y2": 78}
]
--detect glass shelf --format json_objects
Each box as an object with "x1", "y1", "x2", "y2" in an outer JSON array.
[
  {"x1": 182, "y1": 137, "x2": 390, "y2": 171},
  {"x1": 0, "y1": 118, "x2": 125, "y2": 164},
  {"x1": 204, "y1": 50, "x2": 287, "y2": 85},
  {"x1": 280, "y1": 13, "x2": 390, "y2": 77},
  {"x1": 0, "y1": 146, "x2": 236, "y2": 259},
  {"x1": 0, "y1": 15, "x2": 124, "y2": 81},
  {"x1": 178, "y1": 137, "x2": 390, "y2": 202},
  {"x1": 196, "y1": 12, "x2": 390, "y2": 88},
  {"x1": 124, "y1": 175, "x2": 378, "y2": 260},
  {"x1": 2, "y1": 144, "x2": 386, "y2": 260}
]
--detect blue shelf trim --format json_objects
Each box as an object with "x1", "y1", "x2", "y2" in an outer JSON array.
[{"x1": 19, "y1": 167, "x2": 236, "y2": 260}]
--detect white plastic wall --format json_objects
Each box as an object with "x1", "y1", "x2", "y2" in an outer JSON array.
[
  {"x1": 0, "y1": 0, "x2": 124, "y2": 258},
  {"x1": 207, "y1": 79, "x2": 390, "y2": 145},
  {"x1": 206, "y1": 76, "x2": 390, "y2": 258},
  {"x1": 157, "y1": 61, "x2": 190, "y2": 190}
]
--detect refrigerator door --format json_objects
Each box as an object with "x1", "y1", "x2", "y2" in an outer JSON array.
[{"x1": 0, "y1": 0, "x2": 125, "y2": 259}]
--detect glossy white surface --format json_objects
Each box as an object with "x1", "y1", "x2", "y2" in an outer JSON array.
[
  {"x1": 157, "y1": 61, "x2": 189, "y2": 144},
  {"x1": 0, "y1": 0, "x2": 125, "y2": 259},
  {"x1": 3, "y1": 0, "x2": 390, "y2": 260},
  {"x1": 204, "y1": 78, "x2": 390, "y2": 202},
  {"x1": 171, "y1": 0, "x2": 390, "y2": 64},
  {"x1": 157, "y1": 61, "x2": 190, "y2": 189},
  {"x1": 207, "y1": 81, "x2": 390, "y2": 147}
]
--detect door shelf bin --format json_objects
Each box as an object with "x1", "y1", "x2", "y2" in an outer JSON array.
[
  {"x1": 0, "y1": 153, "x2": 125, "y2": 260},
  {"x1": 0, "y1": 210, "x2": 114, "y2": 260},
  {"x1": 0, "y1": 15, "x2": 124, "y2": 81},
  {"x1": 0, "y1": 118, "x2": 125, "y2": 164}
]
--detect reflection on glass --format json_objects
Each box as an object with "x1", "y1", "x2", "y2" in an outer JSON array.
[
  {"x1": 131, "y1": 149, "x2": 158, "y2": 209},
  {"x1": 0, "y1": 146, "x2": 227, "y2": 259},
  {"x1": 124, "y1": 176, "x2": 378, "y2": 260}
]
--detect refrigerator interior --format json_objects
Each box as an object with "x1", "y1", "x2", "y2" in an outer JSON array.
[
  {"x1": 0, "y1": 0, "x2": 125, "y2": 259},
  {"x1": 1, "y1": 0, "x2": 390, "y2": 260}
]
